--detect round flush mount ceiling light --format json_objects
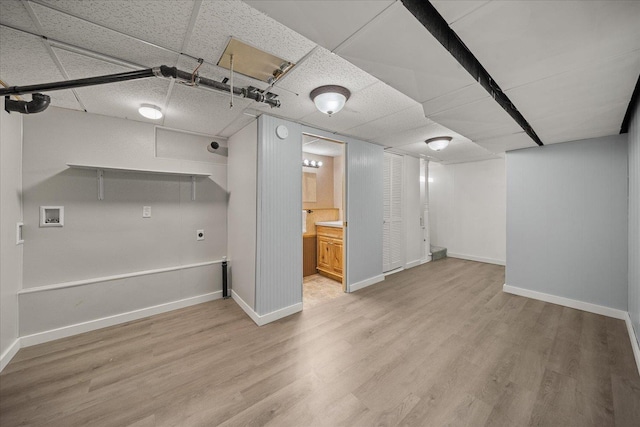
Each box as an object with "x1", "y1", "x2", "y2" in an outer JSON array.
[
  {"x1": 425, "y1": 136, "x2": 452, "y2": 151},
  {"x1": 138, "y1": 104, "x2": 163, "y2": 120},
  {"x1": 310, "y1": 85, "x2": 351, "y2": 115}
]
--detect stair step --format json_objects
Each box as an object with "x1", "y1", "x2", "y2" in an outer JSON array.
[{"x1": 430, "y1": 245, "x2": 447, "y2": 261}]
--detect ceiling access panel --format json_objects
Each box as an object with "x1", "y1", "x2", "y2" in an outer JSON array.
[
  {"x1": 185, "y1": 0, "x2": 315, "y2": 69},
  {"x1": 244, "y1": 0, "x2": 395, "y2": 52}
]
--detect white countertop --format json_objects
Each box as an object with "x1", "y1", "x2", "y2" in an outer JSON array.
[{"x1": 315, "y1": 221, "x2": 343, "y2": 228}]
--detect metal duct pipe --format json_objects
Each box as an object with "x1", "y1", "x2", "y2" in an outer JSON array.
[
  {"x1": 4, "y1": 93, "x2": 51, "y2": 114},
  {"x1": 0, "y1": 66, "x2": 280, "y2": 108}
]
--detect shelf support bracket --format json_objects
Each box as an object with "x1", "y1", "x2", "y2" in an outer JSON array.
[
  {"x1": 97, "y1": 169, "x2": 104, "y2": 200},
  {"x1": 191, "y1": 176, "x2": 196, "y2": 201}
]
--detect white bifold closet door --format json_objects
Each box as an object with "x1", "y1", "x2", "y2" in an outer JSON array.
[{"x1": 383, "y1": 152, "x2": 403, "y2": 272}]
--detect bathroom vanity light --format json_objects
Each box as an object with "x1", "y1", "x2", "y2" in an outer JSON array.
[
  {"x1": 138, "y1": 104, "x2": 163, "y2": 120},
  {"x1": 425, "y1": 136, "x2": 452, "y2": 151},
  {"x1": 303, "y1": 159, "x2": 322, "y2": 168},
  {"x1": 310, "y1": 85, "x2": 350, "y2": 115}
]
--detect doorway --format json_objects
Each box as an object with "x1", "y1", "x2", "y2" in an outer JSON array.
[{"x1": 301, "y1": 133, "x2": 347, "y2": 308}]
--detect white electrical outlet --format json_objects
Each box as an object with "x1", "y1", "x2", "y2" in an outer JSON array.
[
  {"x1": 196, "y1": 229, "x2": 205, "y2": 241},
  {"x1": 143, "y1": 206, "x2": 151, "y2": 218}
]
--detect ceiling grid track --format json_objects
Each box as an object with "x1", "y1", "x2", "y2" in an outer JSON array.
[
  {"x1": 401, "y1": 0, "x2": 544, "y2": 146},
  {"x1": 330, "y1": 0, "x2": 399, "y2": 54},
  {"x1": 21, "y1": 0, "x2": 87, "y2": 112}
]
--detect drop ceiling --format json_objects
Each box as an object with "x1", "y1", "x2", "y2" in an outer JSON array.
[{"x1": 1, "y1": 0, "x2": 638, "y2": 164}]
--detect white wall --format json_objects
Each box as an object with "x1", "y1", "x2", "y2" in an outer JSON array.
[
  {"x1": 404, "y1": 155, "x2": 422, "y2": 268},
  {"x1": 333, "y1": 152, "x2": 344, "y2": 220},
  {"x1": 429, "y1": 158, "x2": 506, "y2": 265},
  {"x1": 19, "y1": 107, "x2": 227, "y2": 340},
  {"x1": 227, "y1": 120, "x2": 258, "y2": 310},
  {"x1": 0, "y1": 109, "x2": 23, "y2": 370},
  {"x1": 506, "y1": 135, "x2": 628, "y2": 311},
  {"x1": 628, "y1": 95, "x2": 640, "y2": 347}
]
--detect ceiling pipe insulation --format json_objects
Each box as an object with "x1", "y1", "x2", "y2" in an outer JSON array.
[
  {"x1": 401, "y1": 0, "x2": 544, "y2": 146},
  {"x1": 0, "y1": 65, "x2": 281, "y2": 114}
]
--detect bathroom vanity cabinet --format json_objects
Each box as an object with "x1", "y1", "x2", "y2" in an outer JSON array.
[{"x1": 316, "y1": 224, "x2": 343, "y2": 282}]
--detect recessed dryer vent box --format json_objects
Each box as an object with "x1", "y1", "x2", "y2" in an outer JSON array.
[{"x1": 40, "y1": 206, "x2": 64, "y2": 227}]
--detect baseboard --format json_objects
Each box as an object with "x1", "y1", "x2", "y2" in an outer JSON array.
[
  {"x1": 0, "y1": 338, "x2": 21, "y2": 372},
  {"x1": 350, "y1": 274, "x2": 385, "y2": 292},
  {"x1": 231, "y1": 290, "x2": 302, "y2": 326},
  {"x1": 405, "y1": 259, "x2": 422, "y2": 270},
  {"x1": 502, "y1": 284, "x2": 627, "y2": 320},
  {"x1": 448, "y1": 253, "x2": 506, "y2": 266},
  {"x1": 625, "y1": 313, "x2": 640, "y2": 376},
  {"x1": 420, "y1": 256, "x2": 432, "y2": 264},
  {"x1": 20, "y1": 291, "x2": 222, "y2": 347}
]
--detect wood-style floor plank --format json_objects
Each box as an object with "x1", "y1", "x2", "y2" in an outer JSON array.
[{"x1": 1, "y1": 258, "x2": 639, "y2": 426}]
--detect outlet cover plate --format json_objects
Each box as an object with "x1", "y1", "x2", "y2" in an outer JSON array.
[{"x1": 197, "y1": 229, "x2": 205, "y2": 241}]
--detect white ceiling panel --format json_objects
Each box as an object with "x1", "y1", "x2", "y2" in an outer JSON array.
[
  {"x1": 474, "y1": 132, "x2": 537, "y2": 154},
  {"x1": 344, "y1": 104, "x2": 431, "y2": 142},
  {"x1": 430, "y1": 1, "x2": 491, "y2": 25},
  {"x1": 251, "y1": 88, "x2": 319, "y2": 121},
  {"x1": 163, "y1": 83, "x2": 251, "y2": 136},
  {"x1": 298, "y1": 80, "x2": 417, "y2": 134},
  {"x1": 30, "y1": 3, "x2": 180, "y2": 68},
  {"x1": 397, "y1": 138, "x2": 498, "y2": 165},
  {"x1": 244, "y1": 0, "x2": 394, "y2": 51},
  {"x1": 36, "y1": 0, "x2": 196, "y2": 51},
  {"x1": 371, "y1": 118, "x2": 465, "y2": 151},
  {"x1": 0, "y1": 27, "x2": 80, "y2": 110},
  {"x1": 448, "y1": 0, "x2": 640, "y2": 90},
  {"x1": 277, "y1": 47, "x2": 377, "y2": 95},
  {"x1": 219, "y1": 113, "x2": 257, "y2": 138},
  {"x1": 430, "y1": 97, "x2": 523, "y2": 142},
  {"x1": 505, "y1": 52, "x2": 640, "y2": 144},
  {"x1": 421, "y1": 83, "x2": 489, "y2": 117},
  {"x1": 303, "y1": 135, "x2": 344, "y2": 157},
  {"x1": 186, "y1": 0, "x2": 315, "y2": 67},
  {"x1": 336, "y1": 2, "x2": 477, "y2": 104},
  {"x1": 0, "y1": 0, "x2": 38, "y2": 33},
  {"x1": 53, "y1": 48, "x2": 170, "y2": 123}
]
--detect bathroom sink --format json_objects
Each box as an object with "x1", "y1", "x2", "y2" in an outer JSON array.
[{"x1": 315, "y1": 221, "x2": 343, "y2": 228}]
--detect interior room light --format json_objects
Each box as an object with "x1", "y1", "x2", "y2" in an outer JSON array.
[
  {"x1": 310, "y1": 85, "x2": 351, "y2": 115},
  {"x1": 425, "y1": 136, "x2": 452, "y2": 151},
  {"x1": 138, "y1": 104, "x2": 163, "y2": 120},
  {"x1": 302, "y1": 158, "x2": 322, "y2": 168}
]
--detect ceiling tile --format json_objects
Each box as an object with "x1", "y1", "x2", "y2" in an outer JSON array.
[
  {"x1": 298, "y1": 81, "x2": 416, "y2": 134},
  {"x1": 37, "y1": 0, "x2": 196, "y2": 51},
  {"x1": 218, "y1": 114, "x2": 257, "y2": 138},
  {"x1": 505, "y1": 51, "x2": 640, "y2": 144},
  {"x1": 53, "y1": 48, "x2": 170, "y2": 122},
  {"x1": 430, "y1": 97, "x2": 523, "y2": 142},
  {"x1": 336, "y1": 2, "x2": 477, "y2": 104},
  {"x1": 245, "y1": 0, "x2": 394, "y2": 51},
  {"x1": 449, "y1": 0, "x2": 640, "y2": 90},
  {"x1": 30, "y1": 3, "x2": 180, "y2": 68},
  {"x1": 163, "y1": 83, "x2": 251, "y2": 136},
  {"x1": 372, "y1": 118, "x2": 467, "y2": 151},
  {"x1": 474, "y1": 132, "x2": 538, "y2": 154},
  {"x1": 0, "y1": 27, "x2": 80, "y2": 110},
  {"x1": 396, "y1": 138, "x2": 498, "y2": 165},
  {"x1": 277, "y1": 47, "x2": 377, "y2": 95},
  {"x1": 421, "y1": 83, "x2": 489, "y2": 117},
  {"x1": 430, "y1": 1, "x2": 491, "y2": 25},
  {"x1": 344, "y1": 104, "x2": 431, "y2": 142},
  {"x1": 0, "y1": 0, "x2": 38, "y2": 33},
  {"x1": 186, "y1": 0, "x2": 316, "y2": 67}
]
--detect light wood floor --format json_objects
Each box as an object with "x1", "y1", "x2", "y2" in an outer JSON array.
[{"x1": 2, "y1": 258, "x2": 639, "y2": 426}]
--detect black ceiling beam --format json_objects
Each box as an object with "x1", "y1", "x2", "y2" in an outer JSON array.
[
  {"x1": 401, "y1": 0, "x2": 544, "y2": 146},
  {"x1": 620, "y1": 73, "x2": 640, "y2": 134}
]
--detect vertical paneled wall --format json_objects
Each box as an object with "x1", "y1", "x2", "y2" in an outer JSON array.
[
  {"x1": 346, "y1": 138, "x2": 384, "y2": 286},
  {"x1": 629, "y1": 95, "x2": 640, "y2": 345},
  {"x1": 256, "y1": 116, "x2": 303, "y2": 315}
]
